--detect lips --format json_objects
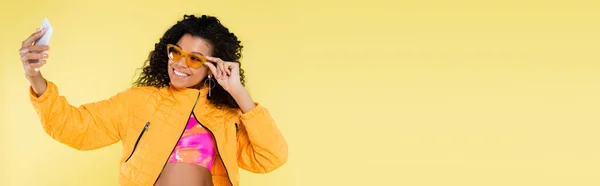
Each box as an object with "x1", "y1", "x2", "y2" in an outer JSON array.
[{"x1": 173, "y1": 68, "x2": 190, "y2": 77}]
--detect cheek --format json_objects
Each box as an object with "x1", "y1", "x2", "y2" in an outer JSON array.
[{"x1": 190, "y1": 67, "x2": 209, "y2": 80}]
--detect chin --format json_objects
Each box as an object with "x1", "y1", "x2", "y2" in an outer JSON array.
[
  {"x1": 169, "y1": 81, "x2": 186, "y2": 89},
  {"x1": 169, "y1": 77, "x2": 192, "y2": 88}
]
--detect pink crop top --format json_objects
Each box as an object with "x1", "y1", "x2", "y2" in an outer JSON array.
[{"x1": 167, "y1": 113, "x2": 217, "y2": 170}]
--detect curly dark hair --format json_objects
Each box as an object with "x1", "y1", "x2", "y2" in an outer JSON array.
[{"x1": 133, "y1": 14, "x2": 245, "y2": 109}]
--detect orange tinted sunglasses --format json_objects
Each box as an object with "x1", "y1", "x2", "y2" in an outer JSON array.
[{"x1": 166, "y1": 44, "x2": 208, "y2": 68}]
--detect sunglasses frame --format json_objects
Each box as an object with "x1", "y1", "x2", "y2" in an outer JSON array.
[{"x1": 166, "y1": 44, "x2": 207, "y2": 68}]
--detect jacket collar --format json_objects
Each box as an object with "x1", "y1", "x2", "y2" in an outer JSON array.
[{"x1": 158, "y1": 83, "x2": 237, "y2": 129}]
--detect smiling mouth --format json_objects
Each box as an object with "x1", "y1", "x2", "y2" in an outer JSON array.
[{"x1": 173, "y1": 68, "x2": 190, "y2": 77}]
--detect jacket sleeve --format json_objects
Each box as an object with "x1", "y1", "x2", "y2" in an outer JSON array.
[
  {"x1": 236, "y1": 103, "x2": 288, "y2": 173},
  {"x1": 30, "y1": 81, "x2": 133, "y2": 150}
]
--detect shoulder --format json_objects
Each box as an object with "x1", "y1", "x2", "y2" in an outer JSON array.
[
  {"x1": 125, "y1": 86, "x2": 160, "y2": 95},
  {"x1": 205, "y1": 104, "x2": 243, "y2": 123}
]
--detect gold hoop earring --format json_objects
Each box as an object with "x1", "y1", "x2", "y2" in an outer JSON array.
[{"x1": 204, "y1": 74, "x2": 216, "y2": 97}]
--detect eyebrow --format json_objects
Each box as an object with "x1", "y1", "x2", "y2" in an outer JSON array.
[{"x1": 175, "y1": 44, "x2": 205, "y2": 56}]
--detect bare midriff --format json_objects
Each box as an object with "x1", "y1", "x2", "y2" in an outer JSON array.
[
  {"x1": 155, "y1": 163, "x2": 213, "y2": 186},
  {"x1": 155, "y1": 113, "x2": 216, "y2": 186}
]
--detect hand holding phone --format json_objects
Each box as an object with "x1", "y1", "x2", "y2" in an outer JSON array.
[
  {"x1": 19, "y1": 18, "x2": 53, "y2": 76},
  {"x1": 31, "y1": 18, "x2": 53, "y2": 71}
]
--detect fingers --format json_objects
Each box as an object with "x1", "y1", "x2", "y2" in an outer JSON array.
[
  {"x1": 206, "y1": 56, "x2": 224, "y2": 79},
  {"x1": 205, "y1": 56, "x2": 221, "y2": 62},
  {"x1": 218, "y1": 61, "x2": 226, "y2": 79},
  {"x1": 19, "y1": 45, "x2": 50, "y2": 55},
  {"x1": 29, "y1": 45, "x2": 50, "y2": 52},
  {"x1": 24, "y1": 60, "x2": 47, "y2": 74},
  {"x1": 205, "y1": 56, "x2": 238, "y2": 79},
  {"x1": 226, "y1": 62, "x2": 238, "y2": 75},
  {"x1": 21, "y1": 28, "x2": 46, "y2": 47},
  {"x1": 21, "y1": 52, "x2": 49, "y2": 63},
  {"x1": 203, "y1": 62, "x2": 218, "y2": 78},
  {"x1": 28, "y1": 60, "x2": 47, "y2": 69},
  {"x1": 19, "y1": 28, "x2": 49, "y2": 76},
  {"x1": 224, "y1": 63, "x2": 234, "y2": 76}
]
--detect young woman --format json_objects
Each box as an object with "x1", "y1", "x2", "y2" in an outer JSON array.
[{"x1": 19, "y1": 15, "x2": 288, "y2": 186}]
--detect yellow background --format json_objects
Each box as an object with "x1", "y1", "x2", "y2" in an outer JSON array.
[{"x1": 2, "y1": 0, "x2": 600, "y2": 185}]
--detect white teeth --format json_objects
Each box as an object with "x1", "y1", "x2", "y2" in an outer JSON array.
[{"x1": 174, "y1": 69, "x2": 189, "y2": 77}]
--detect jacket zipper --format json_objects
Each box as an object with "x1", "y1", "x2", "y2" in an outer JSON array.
[
  {"x1": 125, "y1": 122, "x2": 150, "y2": 162},
  {"x1": 197, "y1": 119, "x2": 234, "y2": 186},
  {"x1": 153, "y1": 93, "x2": 201, "y2": 185}
]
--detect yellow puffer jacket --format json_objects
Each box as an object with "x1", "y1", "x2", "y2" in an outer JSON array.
[{"x1": 29, "y1": 81, "x2": 288, "y2": 186}]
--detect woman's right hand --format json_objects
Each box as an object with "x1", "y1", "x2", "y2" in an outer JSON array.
[
  {"x1": 20, "y1": 28, "x2": 50, "y2": 97},
  {"x1": 20, "y1": 28, "x2": 50, "y2": 78}
]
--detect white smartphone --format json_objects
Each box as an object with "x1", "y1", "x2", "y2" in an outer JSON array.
[
  {"x1": 33, "y1": 18, "x2": 53, "y2": 71},
  {"x1": 35, "y1": 18, "x2": 53, "y2": 46}
]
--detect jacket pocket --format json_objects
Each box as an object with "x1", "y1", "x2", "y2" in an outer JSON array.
[{"x1": 125, "y1": 122, "x2": 150, "y2": 162}]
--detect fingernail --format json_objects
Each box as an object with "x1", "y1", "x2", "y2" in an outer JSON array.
[{"x1": 43, "y1": 54, "x2": 49, "y2": 57}]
